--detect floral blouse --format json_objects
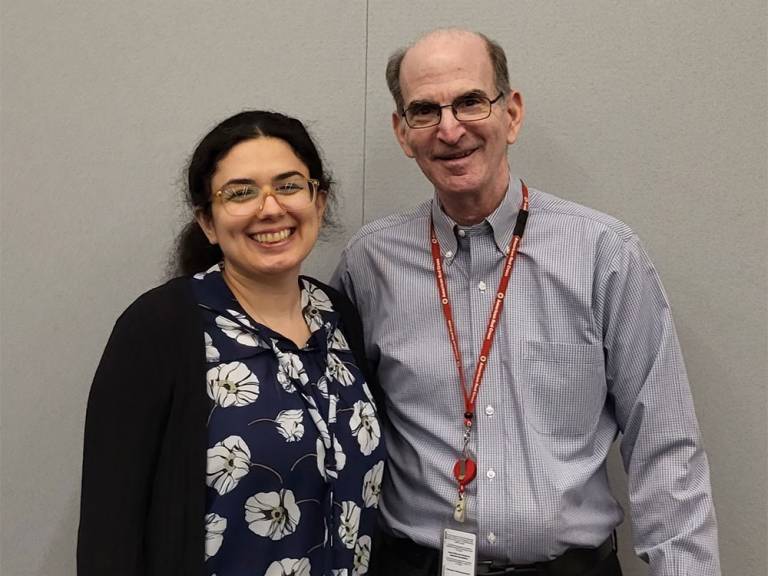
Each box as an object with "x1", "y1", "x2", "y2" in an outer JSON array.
[{"x1": 192, "y1": 265, "x2": 385, "y2": 576}]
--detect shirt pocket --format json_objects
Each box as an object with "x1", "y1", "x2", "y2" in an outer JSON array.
[{"x1": 520, "y1": 340, "x2": 605, "y2": 436}]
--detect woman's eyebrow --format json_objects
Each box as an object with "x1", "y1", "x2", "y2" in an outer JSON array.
[
  {"x1": 220, "y1": 171, "x2": 306, "y2": 188},
  {"x1": 272, "y1": 170, "x2": 305, "y2": 180}
]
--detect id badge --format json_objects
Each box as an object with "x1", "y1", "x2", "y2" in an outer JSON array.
[{"x1": 441, "y1": 528, "x2": 477, "y2": 576}]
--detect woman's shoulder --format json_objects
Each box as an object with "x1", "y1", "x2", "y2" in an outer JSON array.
[{"x1": 115, "y1": 276, "x2": 198, "y2": 333}]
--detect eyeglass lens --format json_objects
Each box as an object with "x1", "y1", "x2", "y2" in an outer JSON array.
[
  {"x1": 405, "y1": 93, "x2": 499, "y2": 128},
  {"x1": 219, "y1": 176, "x2": 315, "y2": 215}
]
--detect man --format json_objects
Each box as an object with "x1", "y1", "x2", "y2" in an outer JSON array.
[{"x1": 333, "y1": 28, "x2": 719, "y2": 576}]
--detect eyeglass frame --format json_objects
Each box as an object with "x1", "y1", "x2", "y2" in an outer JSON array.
[
  {"x1": 211, "y1": 176, "x2": 321, "y2": 216},
  {"x1": 401, "y1": 91, "x2": 506, "y2": 129}
]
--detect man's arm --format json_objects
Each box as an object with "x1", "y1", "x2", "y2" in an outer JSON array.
[
  {"x1": 330, "y1": 248, "x2": 358, "y2": 306},
  {"x1": 597, "y1": 235, "x2": 720, "y2": 575}
]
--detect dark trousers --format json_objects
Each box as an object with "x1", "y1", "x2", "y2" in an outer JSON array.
[{"x1": 369, "y1": 531, "x2": 623, "y2": 576}]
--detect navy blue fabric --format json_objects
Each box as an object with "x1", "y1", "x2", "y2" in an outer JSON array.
[{"x1": 193, "y1": 267, "x2": 386, "y2": 576}]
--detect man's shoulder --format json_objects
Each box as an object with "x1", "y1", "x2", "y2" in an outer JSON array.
[
  {"x1": 530, "y1": 187, "x2": 636, "y2": 244},
  {"x1": 344, "y1": 199, "x2": 432, "y2": 251}
]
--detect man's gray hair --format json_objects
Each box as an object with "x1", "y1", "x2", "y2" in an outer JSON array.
[{"x1": 385, "y1": 30, "x2": 512, "y2": 115}]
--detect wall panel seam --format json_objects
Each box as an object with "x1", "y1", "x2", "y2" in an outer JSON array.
[{"x1": 361, "y1": 0, "x2": 369, "y2": 226}]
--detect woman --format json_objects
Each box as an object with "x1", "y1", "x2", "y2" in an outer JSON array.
[{"x1": 78, "y1": 111, "x2": 385, "y2": 576}]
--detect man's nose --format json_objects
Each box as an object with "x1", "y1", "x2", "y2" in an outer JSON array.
[{"x1": 436, "y1": 110, "x2": 466, "y2": 144}]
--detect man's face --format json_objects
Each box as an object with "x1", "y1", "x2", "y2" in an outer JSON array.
[{"x1": 393, "y1": 33, "x2": 523, "y2": 203}]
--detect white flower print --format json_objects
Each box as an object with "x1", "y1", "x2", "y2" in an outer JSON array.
[
  {"x1": 316, "y1": 436, "x2": 346, "y2": 480},
  {"x1": 276, "y1": 370, "x2": 295, "y2": 393},
  {"x1": 305, "y1": 396, "x2": 330, "y2": 445},
  {"x1": 207, "y1": 362, "x2": 260, "y2": 408},
  {"x1": 204, "y1": 332, "x2": 220, "y2": 363},
  {"x1": 216, "y1": 311, "x2": 266, "y2": 347},
  {"x1": 194, "y1": 263, "x2": 220, "y2": 280},
  {"x1": 362, "y1": 461, "x2": 384, "y2": 508},
  {"x1": 330, "y1": 328, "x2": 350, "y2": 351},
  {"x1": 207, "y1": 435, "x2": 251, "y2": 495},
  {"x1": 304, "y1": 305, "x2": 325, "y2": 333},
  {"x1": 301, "y1": 281, "x2": 334, "y2": 312},
  {"x1": 315, "y1": 374, "x2": 329, "y2": 399},
  {"x1": 353, "y1": 535, "x2": 372, "y2": 576},
  {"x1": 264, "y1": 557, "x2": 311, "y2": 576},
  {"x1": 361, "y1": 381, "x2": 376, "y2": 405},
  {"x1": 245, "y1": 489, "x2": 301, "y2": 540},
  {"x1": 275, "y1": 409, "x2": 304, "y2": 442},
  {"x1": 350, "y1": 400, "x2": 380, "y2": 456},
  {"x1": 327, "y1": 352, "x2": 355, "y2": 387},
  {"x1": 332, "y1": 570, "x2": 348, "y2": 576},
  {"x1": 204, "y1": 513, "x2": 227, "y2": 560},
  {"x1": 328, "y1": 393, "x2": 338, "y2": 426},
  {"x1": 274, "y1": 347, "x2": 309, "y2": 393},
  {"x1": 337, "y1": 501, "x2": 361, "y2": 549},
  {"x1": 301, "y1": 282, "x2": 334, "y2": 332}
]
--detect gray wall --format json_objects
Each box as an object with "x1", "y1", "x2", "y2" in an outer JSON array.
[{"x1": 1, "y1": 1, "x2": 765, "y2": 574}]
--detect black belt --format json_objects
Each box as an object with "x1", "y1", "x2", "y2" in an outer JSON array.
[{"x1": 378, "y1": 531, "x2": 617, "y2": 576}]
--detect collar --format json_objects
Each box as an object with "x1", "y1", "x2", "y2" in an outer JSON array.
[
  {"x1": 430, "y1": 177, "x2": 523, "y2": 262},
  {"x1": 192, "y1": 264, "x2": 340, "y2": 341}
]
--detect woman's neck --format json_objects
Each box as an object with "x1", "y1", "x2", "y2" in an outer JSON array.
[{"x1": 222, "y1": 266, "x2": 310, "y2": 347}]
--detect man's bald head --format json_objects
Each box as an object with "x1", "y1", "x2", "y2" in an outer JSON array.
[{"x1": 385, "y1": 28, "x2": 512, "y2": 114}]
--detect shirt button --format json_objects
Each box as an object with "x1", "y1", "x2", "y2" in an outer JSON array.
[
  {"x1": 457, "y1": 229, "x2": 466, "y2": 238},
  {"x1": 478, "y1": 281, "x2": 487, "y2": 292},
  {"x1": 486, "y1": 468, "x2": 496, "y2": 480},
  {"x1": 444, "y1": 250, "x2": 453, "y2": 259},
  {"x1": 487, "y1": 532, "x2": 497, "y2": 544},
  {"x1": 485, "y1": 405, "x2": 495, "y2": 416}
]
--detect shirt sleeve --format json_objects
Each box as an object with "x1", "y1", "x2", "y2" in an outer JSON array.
[
  {"x1": 77, "y1": 300, "x2": 174, "y2": 575},
  {"x1": 596, "y1": 235, "x2": 721, "y2": 576},
  {"x1": 330, "y1": 248, "x2": 358, "y2": 307}
]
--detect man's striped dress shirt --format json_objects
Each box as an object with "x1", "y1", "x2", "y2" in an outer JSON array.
[{"x1": 332, "y1": 178, "x2": 720, "y2": 575}]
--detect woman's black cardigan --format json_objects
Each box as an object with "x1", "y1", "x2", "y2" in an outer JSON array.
[{"x1": 77, "y1": 276, "x2": 379, "y2": 575}]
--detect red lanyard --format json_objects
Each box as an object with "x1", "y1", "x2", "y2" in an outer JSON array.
[{"x1": 429, "y1": 182, "x2": 529, "y2": 521}]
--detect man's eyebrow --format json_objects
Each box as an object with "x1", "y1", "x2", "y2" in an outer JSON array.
[
  {"x1": 407, "y1": 89, "x2": 491, "y2": 107},
  {"x1": 457, "y1": 89, "x2": 490, "y2": 99},
  {"x1": 406, "y1": 98, "x2": 440, "y2": 107}
]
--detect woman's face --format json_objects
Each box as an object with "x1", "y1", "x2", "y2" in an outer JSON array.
[{"x1": 197, "y1": 137, "x2": 326, "y2": 283}]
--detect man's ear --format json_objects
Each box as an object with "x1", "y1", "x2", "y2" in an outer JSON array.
[
  {"x1": 392, "y1": 111, "x2": 415, "y2": 158},
  {"x1": 505, "y1": 91, "x2": 525, "y2": 145},
  {"x1": 194, "y1": 209, "x2": 218, "y2": 245}
]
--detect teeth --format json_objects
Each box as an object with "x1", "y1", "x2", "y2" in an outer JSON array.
[
  {"x1": 442, "y1": 150, "x2": 473, "y2": 160},
  {"x1": 253, "y1": 229, "x2": 292, "y2": 243}
]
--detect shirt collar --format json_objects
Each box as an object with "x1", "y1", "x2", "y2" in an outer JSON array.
[
  {"x1": 192, "y1": 264, "x2": 340, "y2": 340},
  {"x1": 487, "y1": 177, "x2": 523, "y2": 254},
  {"x1": 430, "y1": 177, "x2": 523, "y2": 259}
]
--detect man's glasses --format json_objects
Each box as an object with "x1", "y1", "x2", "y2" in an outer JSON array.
[
  {"x1": 402, "y1": 92, "x2": 505, "y2": 129},
  {"x1": 213, "y1": 175, "x2": 319, "y2": 216}
]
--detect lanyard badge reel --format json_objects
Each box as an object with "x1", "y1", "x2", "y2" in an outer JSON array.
[{"x1": 432, "y1": 183, "x2": 530, "y2": 575}]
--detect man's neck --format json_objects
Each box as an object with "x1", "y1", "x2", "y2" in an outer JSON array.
[{"x1": 438, "y1": 183, "x2": 508, "y2": 226}]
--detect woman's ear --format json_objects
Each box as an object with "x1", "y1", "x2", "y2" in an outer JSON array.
[
  {"x1": 194, "y1": 209, "x2": 218, "y2": 245},
  {"x1": 315, "y1": 191, "x2": 328, "y2": 220}
]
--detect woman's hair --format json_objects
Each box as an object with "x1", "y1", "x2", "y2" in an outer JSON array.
[{"x1": 173, "y1": 110, "x2": 336, "y2": 276}]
